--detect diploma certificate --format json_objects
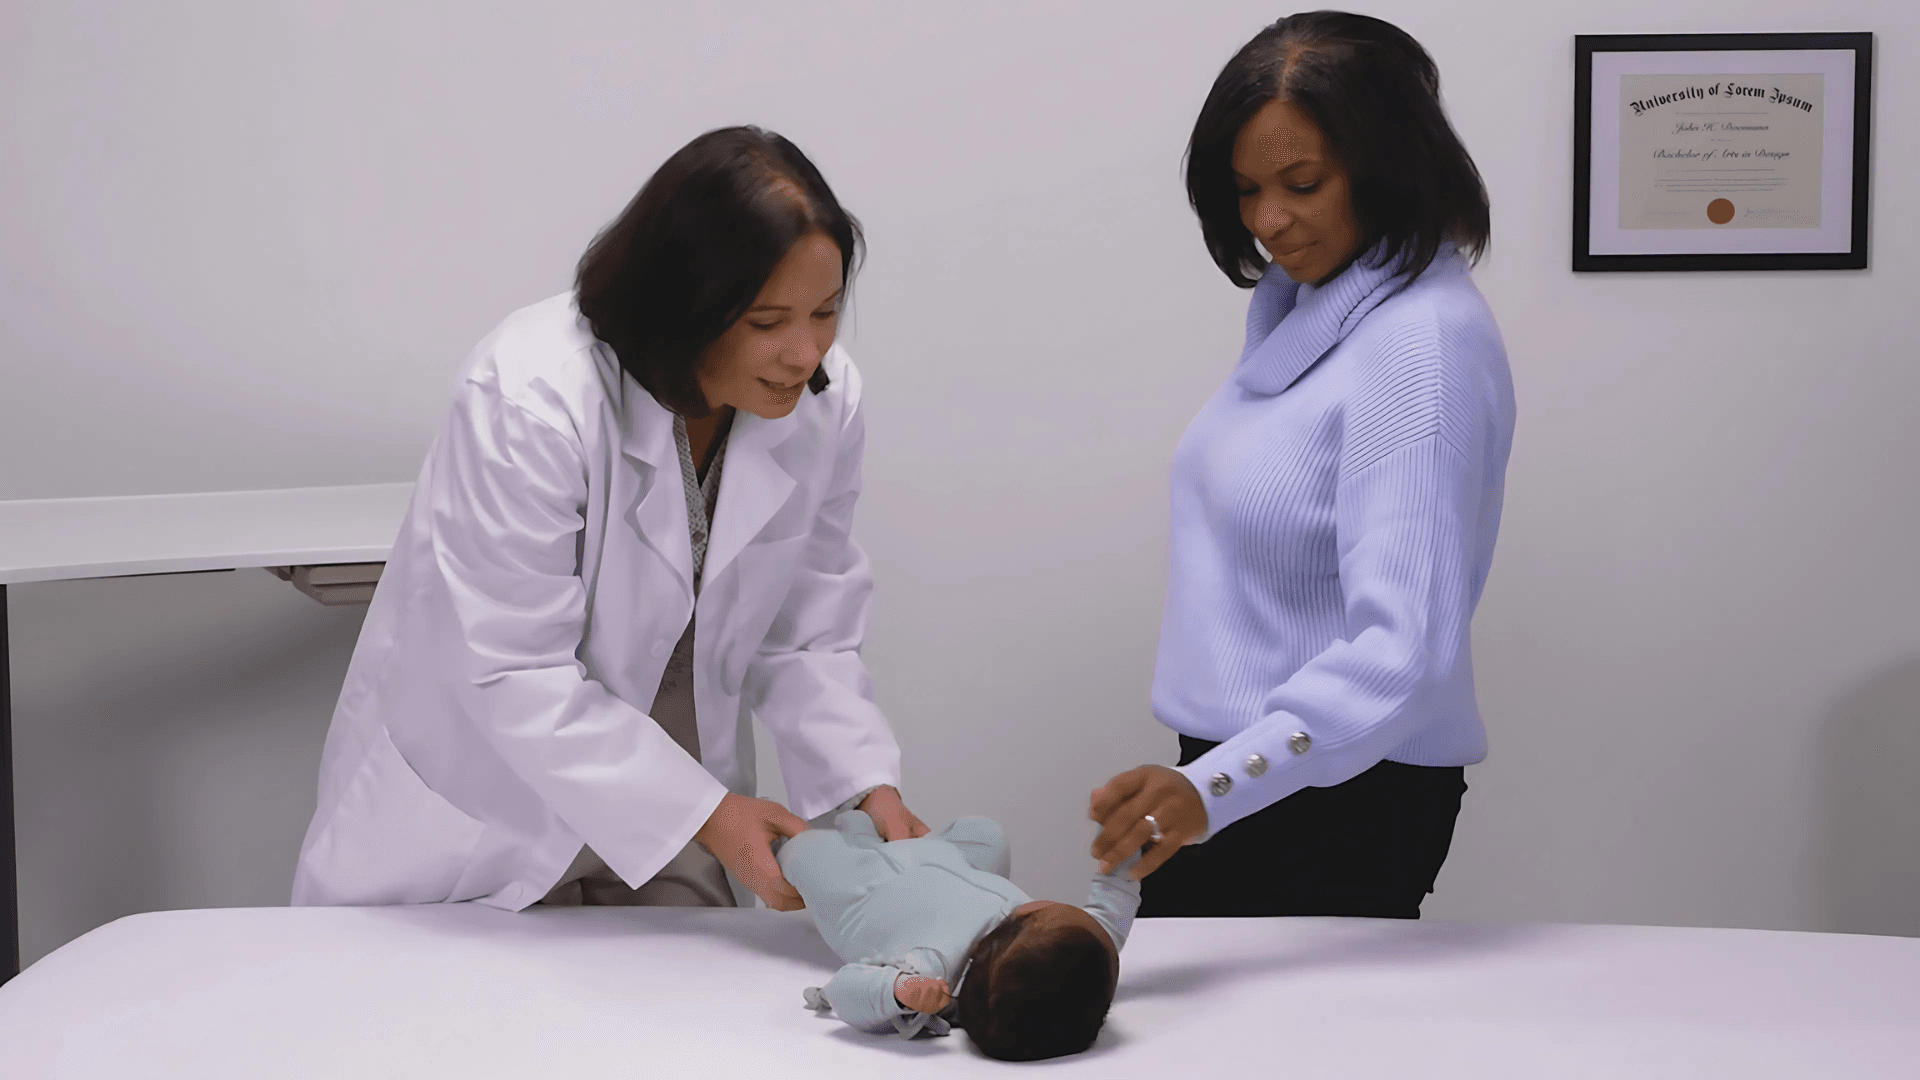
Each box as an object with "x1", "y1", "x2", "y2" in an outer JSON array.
[
  {"x1": 1619, "y1": 73, "x2": 1823, "y2": 230},
  {"x1": 1573, "y1": 34, "x2": 1870, "y2": 271}
]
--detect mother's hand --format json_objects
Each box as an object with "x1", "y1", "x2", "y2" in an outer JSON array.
[
  {"x1": 858, "y1": 784, "x2": 931, "y2": 842},
  {"x1": 1089, "y1": 765, "x2": 1208, "y2": 881}
]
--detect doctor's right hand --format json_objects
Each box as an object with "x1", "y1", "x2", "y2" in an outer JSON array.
[{"x1": 693, "y1": 793, "x2": 810, "y2": 911}]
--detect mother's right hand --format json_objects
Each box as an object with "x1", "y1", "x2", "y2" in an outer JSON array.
[{"x1": 693, "y1": 793, "x2": 810, "y2": 910}]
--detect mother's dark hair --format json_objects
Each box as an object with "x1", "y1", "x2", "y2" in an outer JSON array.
[
  {"x1": 1187, "y1": 10, "x2": 1490, "y2": 288},
  {"x1": 575, "y1": 125, "x2": 863, "y2": 418}
]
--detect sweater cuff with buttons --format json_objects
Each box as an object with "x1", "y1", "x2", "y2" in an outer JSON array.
[{"x1": 1175, "y1": 716, "x2": 1323, "y2": 839}]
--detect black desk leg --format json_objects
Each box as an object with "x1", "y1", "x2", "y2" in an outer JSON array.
[{"x1": 1, "y1": 583, "x2": 17, "y2": 984}]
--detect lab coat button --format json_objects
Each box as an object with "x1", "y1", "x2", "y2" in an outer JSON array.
[
  {"x1": 1209, "y1": 773, "x2": 1233, "y2": 797},
  {"x1": 652, "y1": 639, "x2": 670, "y2": 658},
  {"x1": 1245, "y1": 754, "x2": 1268, "y2": 778},
  {"x1": 1288, "y1": 732, "x2": 1312, "y2": 755}
]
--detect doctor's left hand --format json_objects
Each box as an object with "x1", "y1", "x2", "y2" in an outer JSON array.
[{"x1": 858, "y1": 785, "x2": 930, "y2": 842}]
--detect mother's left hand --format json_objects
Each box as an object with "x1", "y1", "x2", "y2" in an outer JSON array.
[
  {"x1": 1089, "y1": 765, "x2": 1208, "y2": 881},
  {"x1": 858, "y1": 784, "x2": 931, "y2": 841}
]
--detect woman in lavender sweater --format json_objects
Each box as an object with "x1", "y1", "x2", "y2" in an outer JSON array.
[{"x1": 1089, "y1": 11, "x2": 1515, "y2": 919}]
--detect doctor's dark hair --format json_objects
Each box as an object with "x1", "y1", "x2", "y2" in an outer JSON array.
[
  {"x1": 954, "y1": 912, "x2": 1116, "y2": 1061},
  {"x1": 1186, "y1": 10, "x2": 1490, "y2": 288},
  {"x1": 574, "y1": 125, "x2": 863, "y2": 418}
]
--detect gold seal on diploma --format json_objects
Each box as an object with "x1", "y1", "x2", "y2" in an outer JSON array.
[{"x1": 1707, "y1": 198, "x2": 1736, "y2": 225}]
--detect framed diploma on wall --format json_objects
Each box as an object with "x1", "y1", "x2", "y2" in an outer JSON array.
[{"x1": 1573, "y1": 33, "x2": 1872, "y2": 271}]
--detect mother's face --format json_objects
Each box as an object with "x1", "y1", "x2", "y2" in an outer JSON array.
[{"x1": 1231, "y1": 98, "x2": 1362, "y2": 287}]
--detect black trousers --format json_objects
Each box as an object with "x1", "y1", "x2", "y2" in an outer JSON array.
[{"x1": 1138, "y1": 735, "x2": 1468, "y2": 919}]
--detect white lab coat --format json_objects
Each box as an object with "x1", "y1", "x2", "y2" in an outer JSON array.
[{"x1": 291, "y1": 293, "x2": 902, "y2": 910}]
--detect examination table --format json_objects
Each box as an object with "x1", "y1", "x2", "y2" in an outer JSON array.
[{"x1": 1, "y1": 903, "x2": 1914, "y2": 1076}]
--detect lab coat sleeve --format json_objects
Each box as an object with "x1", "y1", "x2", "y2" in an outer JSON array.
[
  {"x1": 1177, "y1": 430, "x2": 1489, "y2": 837},
  {"x1": 742, "y1": 378, "x2": 902, "y2": 821},
  {"x1": 426, "y1": 378, "x2": 726, "y2": 887}
]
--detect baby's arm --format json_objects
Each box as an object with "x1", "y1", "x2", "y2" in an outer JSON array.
[
  {"x1": 1084, "y1": 848, "x2": 1145, "y2": 952},
  {"x1": 816, "y1": 962, "x2": 940, "y2": 1035}
]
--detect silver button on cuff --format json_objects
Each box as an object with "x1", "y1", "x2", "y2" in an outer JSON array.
[
  {"x1": 1245, "y1": 753, "x2": 1268, "y2": 778},
  {"x1": 1209, "y1": 773, "x2": 1233, "y2": 797},
  {"x1": 1288, "y1": 732, "x2": 1312, "y2": 755}
]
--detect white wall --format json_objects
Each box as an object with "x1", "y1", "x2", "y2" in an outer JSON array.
[{"x1": 3, "y1": 0, "x2": 1915, "y2": 968}]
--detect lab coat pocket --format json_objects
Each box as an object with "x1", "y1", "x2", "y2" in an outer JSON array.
[{"x1": 298, "y1": 725, "x2": 487, "y2": 906}]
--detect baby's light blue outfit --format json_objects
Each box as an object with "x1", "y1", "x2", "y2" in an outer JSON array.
[{"x1": 776, "y1": 810, "x2": 1144, "y2": 1038}]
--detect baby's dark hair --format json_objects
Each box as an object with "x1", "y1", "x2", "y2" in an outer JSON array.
[{"x1": 954, "y1": 910, "x2": 1116, "y2": 1061}]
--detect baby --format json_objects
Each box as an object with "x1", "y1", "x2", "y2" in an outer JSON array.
[{"x1": 775, "y1": 809, "x2": 1143, "y2": 1062}]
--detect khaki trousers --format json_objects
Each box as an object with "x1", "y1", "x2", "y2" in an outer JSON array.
[{"x1": 536, "y1": 839, "x2": 736, "y2": 908}]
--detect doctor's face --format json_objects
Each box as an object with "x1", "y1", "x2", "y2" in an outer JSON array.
[
  {"x1": 697, "y1": 231, "x2": 843, "y2": 420},
  {"x1": 1232, "y1": 98, "x2": 1362, "y2": 287}
]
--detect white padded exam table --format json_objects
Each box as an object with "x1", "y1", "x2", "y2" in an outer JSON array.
[{"x1": 0, "y1": 904, "x2": 1913, "y2": 1077}]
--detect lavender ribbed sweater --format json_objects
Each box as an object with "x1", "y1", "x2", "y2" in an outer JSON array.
[{"x1": 1153, "y1": 244, "x2": 1516, "y2": 838}]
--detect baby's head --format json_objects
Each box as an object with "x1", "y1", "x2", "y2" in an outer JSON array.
[{"x1": 954, "y1": 901, "x2": 1118, "y2": 1061}]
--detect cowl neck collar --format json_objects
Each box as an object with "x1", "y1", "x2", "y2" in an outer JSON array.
[{"x1": 1234, "y1": 240, "x2": 1436, "y2": 396}]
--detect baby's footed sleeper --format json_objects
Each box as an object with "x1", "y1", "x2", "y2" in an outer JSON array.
[{"x1": 776, "y1": 809, "x2": 1141, "y2": 1040}]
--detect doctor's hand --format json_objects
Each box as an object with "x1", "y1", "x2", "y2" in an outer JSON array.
[
  {"x1": 693, "y1": 793, "x2": 810, "y2": 911},
  {"x1": 1089, "y1": 765, "x2": 1208, "y2": 882},
  {"x1": 858, "y1": 785, "x2": 931, "y2": 842}
]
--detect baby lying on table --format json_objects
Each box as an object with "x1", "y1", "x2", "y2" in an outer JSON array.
[{"x1": 774, "y1": 809, "x2": 1142, "y2": 1062}]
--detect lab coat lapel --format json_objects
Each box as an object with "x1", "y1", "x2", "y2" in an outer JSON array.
[
  {"x1": 705, "y1": 407, "x2": 800, "y2": 590},
  {"x1": 616, "y1": 376, "x2": 695, "y2": 603}
]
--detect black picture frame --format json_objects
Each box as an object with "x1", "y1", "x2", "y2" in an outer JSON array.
[{"x1": 1573, "y1": 32, "x2": 1872, "y2": 272}]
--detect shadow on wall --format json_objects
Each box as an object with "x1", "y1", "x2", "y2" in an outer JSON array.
[{"x1": 1814, "y1": 653, "x2": 1920, "y2": 938}]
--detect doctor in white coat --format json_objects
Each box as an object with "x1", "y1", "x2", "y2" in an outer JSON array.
[{"x1": 293, "y1": 125, "x2": 929, "y2": 914}]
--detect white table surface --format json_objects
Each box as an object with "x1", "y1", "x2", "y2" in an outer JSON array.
[
  {"x1": 0, "y1": 905, "x2": 1913, "y2": 1078},
  {"x1": 0, "y1": 483, "x2": 414, "y2": 584}
]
